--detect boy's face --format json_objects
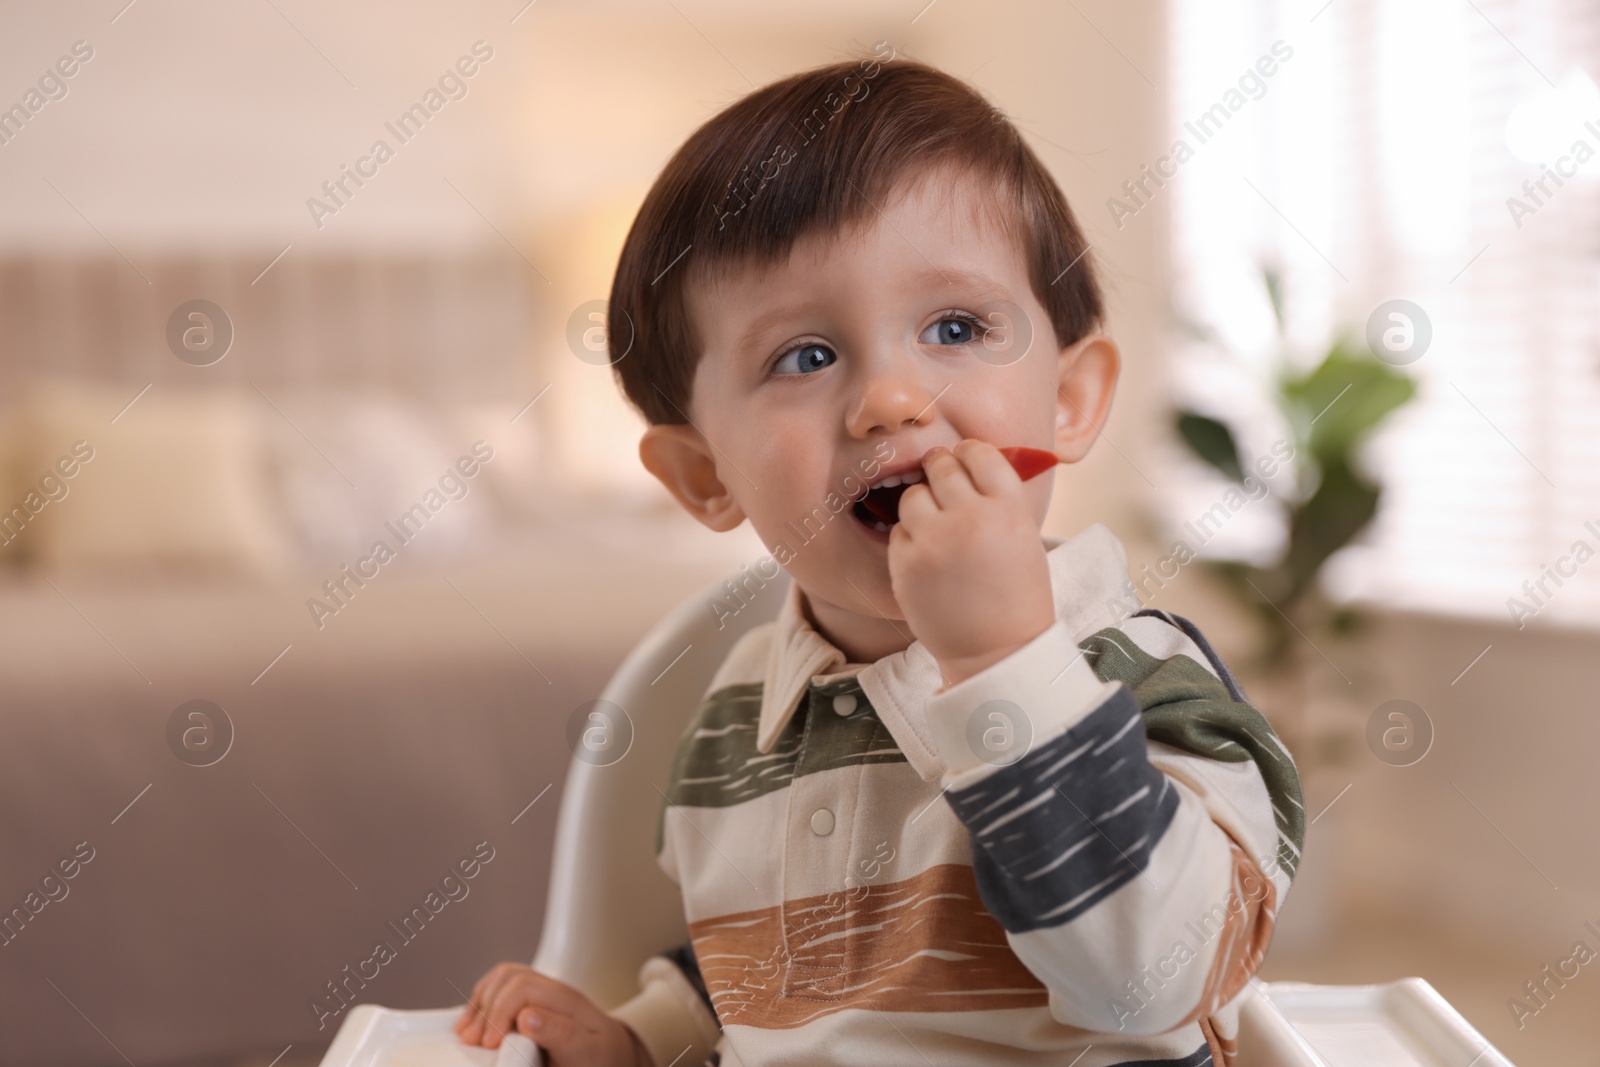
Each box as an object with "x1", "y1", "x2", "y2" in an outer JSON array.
[{"x1": 641, "y1": 165, "x2": 1117, "y2": 655}]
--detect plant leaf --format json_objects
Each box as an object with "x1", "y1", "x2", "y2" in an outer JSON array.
[
  {"x1": 1262, "y1": 263, "x2": 1286, "y2": 337},
  {"x1": 1282, "y1": 458, "x2": 1380, "y2": 603},
  {"x1": 1281, "y1": 339, "x2": 1416, "y2": 465},
  {"x1": 1176, "y1": 411, "x2": 1245, "y2": 482}
]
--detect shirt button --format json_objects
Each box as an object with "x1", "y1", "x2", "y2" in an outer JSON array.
[
  {"x1": 832, "y1": 693, "x2": 858, "y2": 716},
  {"x1": 810, "y1": 808, "x2": 835, "y2": 836}
]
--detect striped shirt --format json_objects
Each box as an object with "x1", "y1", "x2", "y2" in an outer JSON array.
[{"x1": 611, "y1": 523, "x2": 1305, "y2": 1067}]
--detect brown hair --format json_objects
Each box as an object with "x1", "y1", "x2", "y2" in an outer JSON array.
[{"x1": 608, "y1": 48, "x2": 1103, "y2": 426}]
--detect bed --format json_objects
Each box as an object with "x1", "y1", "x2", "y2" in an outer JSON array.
[{"x1": 0, "y1": 251, "x2": 764, "y2": 1066}]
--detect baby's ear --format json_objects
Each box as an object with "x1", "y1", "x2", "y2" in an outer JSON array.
[
  {"x1": 638, "y1": 422, "x2": 747, "y2": 532},
  {"x1": 1053, "y1": 332, "x2": 1120, "y2": 464}
]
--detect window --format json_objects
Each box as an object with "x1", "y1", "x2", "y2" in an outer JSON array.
[{"x1": 1164, "y1": 0, "x2": 1600, "y2": 629}]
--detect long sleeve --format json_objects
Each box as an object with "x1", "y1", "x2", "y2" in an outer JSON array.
[
  {"x1": 921, "y1": 606, "x2": 1304, "y2": 1035},
  {"x1": 609, "y1": 942, "x2": 722, "y2": 1067}
]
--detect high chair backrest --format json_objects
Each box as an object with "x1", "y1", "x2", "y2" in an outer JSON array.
[{"x1": 530, "y1": 560, "x2": 791, "y2": 1009}]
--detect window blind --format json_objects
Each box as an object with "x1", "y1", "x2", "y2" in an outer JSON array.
[{"x1": 1164, "y1": 0, "x2": 1600, "y2": 630}]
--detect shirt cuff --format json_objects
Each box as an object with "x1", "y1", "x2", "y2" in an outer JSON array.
[
  {"x1": 924, "y1": 618, "x2": 1120, "y2": 785},
  {"x1": 609, "y1": 955, "x2": 721, "y2": 1067}
]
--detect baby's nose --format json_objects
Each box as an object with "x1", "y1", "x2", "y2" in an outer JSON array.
[{"x1": 848, "y1": 368, "x2": 938, "y2": 437}]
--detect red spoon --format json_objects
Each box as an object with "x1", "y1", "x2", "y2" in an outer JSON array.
[
  {"x1": 998, "y1": 445, "x2": 1063, "y2": 481},
  {"x1": 857, "y1": 446, "x2": 1062, "y2": 525}
]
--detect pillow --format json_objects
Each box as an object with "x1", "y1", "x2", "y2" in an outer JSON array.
[
  {"x1": 255, "y1": 390, "x2": 504, "y2": 565},
  {"x1": 430, "y1": 399, "x2": 551, "y2": 522},
  {"x1": 5, "y1": 380, "x2": 295, "y2": 577}
]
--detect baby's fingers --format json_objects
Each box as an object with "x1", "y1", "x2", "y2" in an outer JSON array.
[
  {"x1": 920, "y1": 446, "x2": 979, "y2": 509},
  {"x1": 515, "y1": 1006, "x2": 578, "y2": 1051},
  {"x1": 482, "y1": 974, "x2": 597, "y2": 1050},
  {"x1": 457, "y1": 962, "x2": 521, "y2": 1039},
  {"x1": 457, "y1": 995, "x2": 504, "y2": 1047},
  {"x1": 455, "y1": 996, "x2": 490, "y2": 1043},
  {"x1": 953, "y1": 439, "x2": 1021, "y2": 496},
  {"x1": 475, "y1": 985, "x2": 542, "y2": 1050}
]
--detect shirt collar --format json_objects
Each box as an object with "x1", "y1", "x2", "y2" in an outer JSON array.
[{"x1": 753, "y1": 521, "x2": 1140, "y2": 781}]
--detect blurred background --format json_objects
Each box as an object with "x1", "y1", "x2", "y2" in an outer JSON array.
[{"x1": 1, "y1": 0, "x2": 1596, "y2": 1064}]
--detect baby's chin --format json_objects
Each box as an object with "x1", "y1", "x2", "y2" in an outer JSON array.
[
  {"x1": 792, "y1": 555, "x2": 909, "y2": 629},
  {"x1": 752, "y1": 513, "x2": 908, "y2": 613}
]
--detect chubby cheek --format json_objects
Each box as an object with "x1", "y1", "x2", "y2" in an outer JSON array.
[{"x1": 731, "y1": 430, "x2": 831, "y2": 539}]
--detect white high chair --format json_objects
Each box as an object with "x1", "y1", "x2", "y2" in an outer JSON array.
[{"x1": 320, "y1": 561, "x2": 1516, "y2": 1067}]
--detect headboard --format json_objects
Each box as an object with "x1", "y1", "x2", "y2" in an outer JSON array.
[
  {"x1": 0, "y1": 250, "x2": 542, "y2": 401},
  {"x1": 0, "y1": 250, "x2": 551, "y2": 574}
]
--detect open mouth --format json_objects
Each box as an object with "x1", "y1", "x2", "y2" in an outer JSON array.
[
  {"x1": 851, "y1": 469, "x2": 924, "y2": 533},
  {"x1": 847, "y1": 446, "x2": 1060, "y2": 536}
]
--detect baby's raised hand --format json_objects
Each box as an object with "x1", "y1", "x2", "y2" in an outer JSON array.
[
  {"x1": 454, "y1": 961, "x2": 652, "y2": 1067},
  {"x1": 888, "y1": 440, "x2": 1055, "y2": 687}
]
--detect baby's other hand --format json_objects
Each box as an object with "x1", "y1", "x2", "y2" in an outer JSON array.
[{"x1": 454, "y1": 961, "x2": 652, "y2": 1067}]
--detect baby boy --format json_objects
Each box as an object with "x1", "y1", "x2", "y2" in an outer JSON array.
[{"x1": 456, "y1": 49, "x2": 1304, "y2": 1067}]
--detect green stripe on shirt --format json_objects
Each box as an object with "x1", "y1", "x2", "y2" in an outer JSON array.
[{"x1": 1078, "y1": 625, "x2": 1306, "y2": 879}]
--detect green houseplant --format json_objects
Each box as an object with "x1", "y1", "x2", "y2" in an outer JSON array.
[{"x1": 1171, "y1": 268, "x2": 1417, "y2": 759}]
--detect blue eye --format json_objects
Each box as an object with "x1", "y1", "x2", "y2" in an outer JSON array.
[
  {"x1": 772, "y1": 342, "x2": 836, "y2": 376},
  {"x1": 920, "y1": 311, "x2": 985, "y2": 346}
]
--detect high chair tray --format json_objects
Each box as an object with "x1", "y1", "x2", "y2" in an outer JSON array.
[
  {"x1": 1239, "y1": 978, "x2": 1514, "y2": 1066},
  {"x1": 317, "y1": 1005, "x2": 542, "y2": 1067},
  {"x1": 317, "y1": 981, "x2": 1509, "y2": 1067}
]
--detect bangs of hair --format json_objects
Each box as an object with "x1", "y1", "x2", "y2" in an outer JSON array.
[{"x1": 609, "y1": 53, "x2": 1102, "y2": 426}]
